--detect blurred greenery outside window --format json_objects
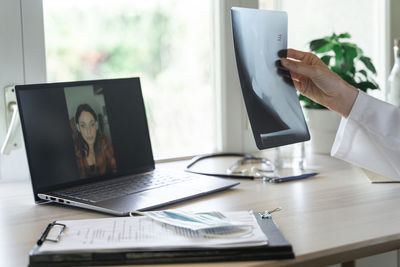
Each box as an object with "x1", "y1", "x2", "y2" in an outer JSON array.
[{"x1": 43, "y1": 0, "x2": 214, "y2": 159}]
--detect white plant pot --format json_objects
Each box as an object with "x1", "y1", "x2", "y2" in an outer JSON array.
[{"x1": 303, "y1": 108, "x2": 341, "y2": 154}]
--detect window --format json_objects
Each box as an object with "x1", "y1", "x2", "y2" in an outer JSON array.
[
  {"x1": 43, "y1": 0, "x2": 215, "y2": 159},
  {"x1": 1, "y1": 0, "x2": 258, "y2": 180},
  {"x1": 259, "y1": 0, "x2": 387, "y2": 99}
]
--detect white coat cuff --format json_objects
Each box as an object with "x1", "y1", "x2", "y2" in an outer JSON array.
[{"x1": 331, "y1": 90, "x2": 368, "y2": 158}]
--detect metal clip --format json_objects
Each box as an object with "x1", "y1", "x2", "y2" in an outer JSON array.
[
  {"x1": 37, "y1": 222, "x2": 66, "y2": 246},
  {"x1": 259, "y1": 207, "x2": 282, "y2": 219}
]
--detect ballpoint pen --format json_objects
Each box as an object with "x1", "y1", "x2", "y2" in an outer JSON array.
[
  {"x1": 37, "y1": 221, "x2": 66, "y2": 246},
  {"x1": 265, "y1": 172, "x2": 319, "y2": 183}
]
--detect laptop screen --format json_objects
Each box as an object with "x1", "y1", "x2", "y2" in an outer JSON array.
[{"x1": 16, "y1": 78, "x2": 154, "y2": 200}]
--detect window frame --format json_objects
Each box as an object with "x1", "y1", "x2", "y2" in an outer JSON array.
[
  {"x1": 213, "y1": 0, "x2": 259, "y2": 155},
  {"x1": 0, "y1": 0, "x2": 46, "y2": 181}
]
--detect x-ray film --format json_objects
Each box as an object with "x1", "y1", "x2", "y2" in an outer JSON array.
[{"x1": 231, "y1": 7, "x2": 310, "y2": 149}]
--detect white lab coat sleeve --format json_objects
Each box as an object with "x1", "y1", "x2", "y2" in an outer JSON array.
[{"x1": 331, "y1": 90, "x2": 400, "y2": 180}]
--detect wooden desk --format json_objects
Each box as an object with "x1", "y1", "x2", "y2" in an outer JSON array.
[{"x1": 2, "y1": 154, "x2": 400, "y2": 267}]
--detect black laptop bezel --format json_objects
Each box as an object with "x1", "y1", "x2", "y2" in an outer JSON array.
[{"x1": 16, "y1": 77, "x2": 155, "y2": 203}]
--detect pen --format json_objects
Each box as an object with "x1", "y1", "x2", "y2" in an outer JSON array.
[
  {"x1": 37, "y1": 221, "x2": 66, "y2": 246},
  {"x1": 268, "y1": 172, "x2": 319, "y2": 183},
  {"x1": 37, "y1": 222, "x2": 55, "y2": 246}
]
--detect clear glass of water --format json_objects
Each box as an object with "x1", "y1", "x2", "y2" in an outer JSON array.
[{"x1": 274, "y1": 142, "x2": 306, "y2": 170}]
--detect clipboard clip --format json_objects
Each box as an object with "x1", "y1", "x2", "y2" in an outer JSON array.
[
  {"x1": 37, "y1": 221, "x2": 66, "y2": 246},
  {"x1": 259, "y1": 207, "x2": 282, "y2": 219}
]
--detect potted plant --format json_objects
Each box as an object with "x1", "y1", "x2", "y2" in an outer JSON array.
[{"x1": 302, "y1": 32, "x2": 379, "y2": 154}]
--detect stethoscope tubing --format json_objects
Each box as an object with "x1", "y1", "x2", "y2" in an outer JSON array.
[{"x1": 185, "y1": 152, "x2": 257, "y2": 179}]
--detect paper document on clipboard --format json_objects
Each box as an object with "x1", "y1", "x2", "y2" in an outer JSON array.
[{"x1": 39, "y1": 211, "x2": 268, "y2": 253}]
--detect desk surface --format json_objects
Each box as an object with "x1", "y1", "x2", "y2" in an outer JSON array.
[{"x1": 2, "y1": 153, "x2": 400, "y2": 267}]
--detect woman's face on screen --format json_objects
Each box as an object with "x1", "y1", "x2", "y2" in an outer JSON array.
[{"x1": 78, "y1": 111, "x2": 97, "y2": 146}]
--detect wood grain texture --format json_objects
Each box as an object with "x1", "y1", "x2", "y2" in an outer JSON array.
[{"x1": 2, "y1": 153, "x2": 400, "y2": 267}]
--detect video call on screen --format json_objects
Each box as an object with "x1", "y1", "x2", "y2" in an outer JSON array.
[{"x1": 17, "y1": 78, "x2": 154, "y2": 192}]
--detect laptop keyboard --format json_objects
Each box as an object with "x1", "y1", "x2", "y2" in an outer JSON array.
[{"x1": 54, "y1": 171, "x2": 197, "y2": 203}]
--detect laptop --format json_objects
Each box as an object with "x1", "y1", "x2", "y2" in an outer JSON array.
[{"x1": 16, "y1": 77, "x2": 239, "y2": 215}]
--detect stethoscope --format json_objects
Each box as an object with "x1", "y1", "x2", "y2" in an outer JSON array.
[{"x1": 185, "y1": 152, "x2": 275, "y2": 179}]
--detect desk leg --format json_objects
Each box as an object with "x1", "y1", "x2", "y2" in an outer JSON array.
[{"x1": 342, "y1": 261, "x2": 355, "y2": 267}]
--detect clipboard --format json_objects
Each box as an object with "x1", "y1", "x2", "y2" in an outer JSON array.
[{"x1": 29, "y1": 212, "x2": 294, "y2": 266}]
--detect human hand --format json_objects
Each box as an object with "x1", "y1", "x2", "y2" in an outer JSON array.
[{"x1": 280, "y1": 49, "x2": 359, "y2": 118}]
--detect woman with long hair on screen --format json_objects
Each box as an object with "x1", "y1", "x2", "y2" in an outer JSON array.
[{"x1": 74, "y1": 103, "x2": 117, "y2": 178}]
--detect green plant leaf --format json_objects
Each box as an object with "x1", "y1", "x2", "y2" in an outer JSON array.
[
  {"x1": 356, "y1": 81, "x2": 379, "y2": 91},
  {"x1": 316, "y1": 42, "x2": 334, "y2": 53},
  {"x1": 348, "y1": 66, "x2": 356, "y2": 76},
  {"x1": 356, "y1": 47, "x2": 363, "y2": 56},
  {"x1": 338, "y1": 32, "x2": 351, "y2": 39},
  {"x1": 320, "y1": 55, "x2": 332, "y2": 65},
  {"x1": 340, "y1": 44, "x2": 356, "y2": 73},
  {"x1": 310, "y1": 38, "x2": 333, "y2": 53},
  {"x1": 305, "y1": 102, "x2": 327, "y2": 109},
  {"x1": 299, "y1": 94, "x2": 307, "y2": 100},
  {"x1": 342, "y1": 42, "x2": 359, "y2": 52},
  {"x1": 360, "y1": 56, "x2": 377, "y2": 74},
  {"x1": 333, "y1": 44, "x2": 343, "y2": 68},
  {"x1": 369, "y1": 78, "x2": 380, "y2": 89},
  {"x1": 343, "y1": 45, "x2": 357, "y2": 63},
  {"x1": 306, "y1": 32, "x2": 380, "y2": 107},
  {"x1": 341, "y1": 74, "x2": 358, "y2": 87},
  {"x1": 359, "y1": 69, "x2": 368, "y2": 79},
  {"x1": 331, "y1": 66, "x2": 344, "y2": 77},
  {"x1": 299, "y1": 95, "x2": 327, "y2": 109}
]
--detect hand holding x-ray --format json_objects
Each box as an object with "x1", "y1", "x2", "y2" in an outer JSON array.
[{"x1": 281, "y1": 49, "x2": 359, "y2": 118}]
